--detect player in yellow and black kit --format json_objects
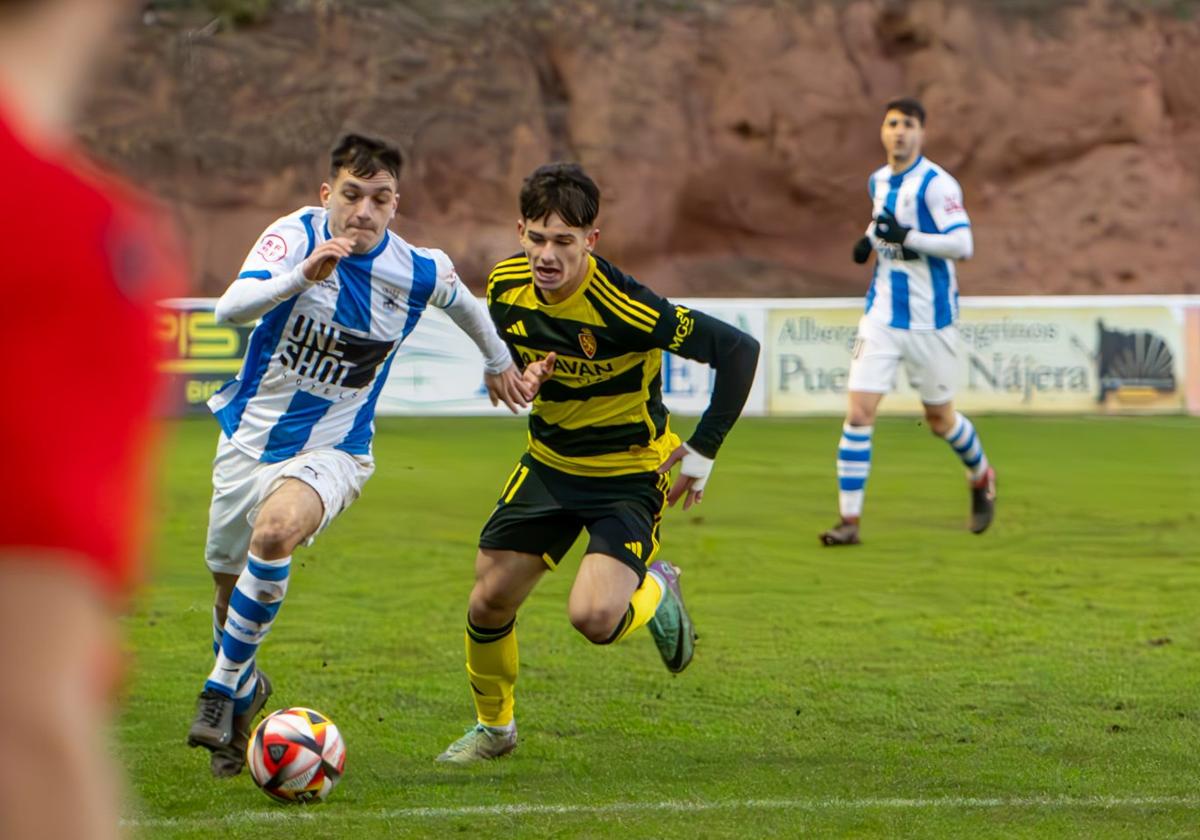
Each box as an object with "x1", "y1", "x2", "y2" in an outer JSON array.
[{"x1": 435, "y1": 163, "x2": 760, "y2": 765}]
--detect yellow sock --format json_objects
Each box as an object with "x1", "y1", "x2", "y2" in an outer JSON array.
[
  {"x1": 605, "y1": 570, "x2": 663, "y2": 644},
  {"x1": 465, "y1": 616, "x2": 518, "y2": 727}
]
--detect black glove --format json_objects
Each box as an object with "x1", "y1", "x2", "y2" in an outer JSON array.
[
  {"x1": 852, "y1": 236, "x2": 872, "y2": 264},
  {"x1": 873, "y1": 208, "x2": 910, "y2": 244}
]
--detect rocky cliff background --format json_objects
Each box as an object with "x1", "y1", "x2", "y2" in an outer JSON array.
[{"x1": 79, "y1": 0, "x2": 1200, "y2": 298}]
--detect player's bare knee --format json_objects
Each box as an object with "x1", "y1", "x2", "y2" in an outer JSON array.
[
  {"x1": 248, "y1": 517, "x2": 301, "y2": 560},
  {"x1": 926, "y1": 419, "x2": 951, "y2": 437},
  {"x1": 569, "y1": 605, "x2": 625, "y2": 644},
  {"x1": 847, "y1": 407, "x2": 876, "y2": 427},
  {"x1": 923, "y1": 406, "x2": 954, "y2": 436},
  {"x1": 468, "y1": 587, "x2": 518, "y2": 627}
]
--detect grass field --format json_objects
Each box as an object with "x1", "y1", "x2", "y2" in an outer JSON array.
[{"x1": 120, "y1": 414, "x2": 1200, "y2": 838}]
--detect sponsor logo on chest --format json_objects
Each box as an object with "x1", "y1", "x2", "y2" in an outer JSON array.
[{"x1": 518, "y1": 349, "x2": 614, "y2": 383}]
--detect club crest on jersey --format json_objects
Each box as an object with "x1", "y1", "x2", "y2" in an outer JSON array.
[
  {"x1": 579, "y1": 327, "x2": 597, "y2": 359},
  {"x1": 380, "y1": 283, "x2": 403, "y2": 311}
]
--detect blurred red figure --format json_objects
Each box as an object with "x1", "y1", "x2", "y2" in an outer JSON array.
[{"x1": 0, "y1": 0, "x2": 182, "y2": 837}]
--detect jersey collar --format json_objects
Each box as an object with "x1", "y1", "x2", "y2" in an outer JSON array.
[
  {"x1": 322, "y1": 218, "x2": 391, "y2": 261},
  {"x1": 887, "y1": 154, "x2": 925, "y2": 185},
  {"x1": 535, "y1": 254, "x2": 596, "y2": 312}
]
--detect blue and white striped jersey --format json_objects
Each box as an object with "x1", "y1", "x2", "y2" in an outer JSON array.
[
  {"x1": 865, "y1": 156, "x2": 970, "y2": 331},
  {"x1": 209, "y1": 206, "x2": 462, "y2": 462}
]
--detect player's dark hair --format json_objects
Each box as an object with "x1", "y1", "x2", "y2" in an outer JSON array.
[
  {"x1": 884, "y1": 97, "x2": 926, "y2": 125},
  {"x1": 519, "y1": 163, "x2": 600, "y2": 228},
  {"x1": 329, "y1": 133, "x2": 403, "y2": 183}
]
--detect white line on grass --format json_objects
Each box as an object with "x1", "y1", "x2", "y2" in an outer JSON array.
[{"x1": 122, "y1": 795, "x2": 1200, "y2": 828}]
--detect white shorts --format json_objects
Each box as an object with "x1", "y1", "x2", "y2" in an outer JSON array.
[
  {"x1": 204, "y1": 435, "x2": 375, "y2": 575},
  {"x1": 847, "y1": 316, "x2": 960, "y2": 405}
]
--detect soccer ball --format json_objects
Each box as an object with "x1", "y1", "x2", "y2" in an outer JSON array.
[{"x1": 246, "y1": 707, "x2": 346, "y2": 803}]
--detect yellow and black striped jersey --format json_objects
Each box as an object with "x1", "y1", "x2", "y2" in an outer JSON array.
[{"x1": 486, "y1": 252, "x2": 760, "y2": 477}]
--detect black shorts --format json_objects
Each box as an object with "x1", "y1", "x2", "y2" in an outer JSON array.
[{"x1": 478, "y1": 453, "x2": 670, "y2": 579}]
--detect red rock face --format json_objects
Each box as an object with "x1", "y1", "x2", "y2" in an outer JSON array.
[{"x1": 80, "y1": 0, "x2": 1199, "y2": 297}]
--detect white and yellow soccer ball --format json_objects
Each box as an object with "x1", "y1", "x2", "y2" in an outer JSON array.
[{"x1": 246, "y1": 707, "x2": 346, "y2": 803}]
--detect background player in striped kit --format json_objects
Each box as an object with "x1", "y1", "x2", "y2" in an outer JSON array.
[
  {"x1": 186, "y1": 134, "x2": 532, "y2": 776},
  {"x1": 435, "y1": 163, "x2": 760, "y2": 764},
  {"x1": 821, "y1": 98, "x2": 996, "y2": 546}
]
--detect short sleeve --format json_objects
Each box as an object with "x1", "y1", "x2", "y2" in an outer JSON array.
[{"x1": 925, "y1": 174, "x2": 971, "y2": 234}]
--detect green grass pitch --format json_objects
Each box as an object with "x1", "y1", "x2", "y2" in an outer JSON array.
[{"x1": 120, "y1": 414, "x2": 1200, "y2": 838}]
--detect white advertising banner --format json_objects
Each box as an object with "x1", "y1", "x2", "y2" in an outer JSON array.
[
  {"x1": 767, "y1": 296, "x2": 1197, "y2": 415},
  {"x1": 159, "y1": 295, "x2": 1200, "y2": 417},
  {"x1": 768, "y1": 301, "x2": 874, "y2": 414}
]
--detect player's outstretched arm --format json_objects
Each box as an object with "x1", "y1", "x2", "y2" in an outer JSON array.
[
  {"x1": 431, "y1": 255, "x2": 535, "y2": 412},
  {"x1": 214, "y1": 235, "x2": 354, "y2": 325},
  {"x1": 656, "y1": 309, "x2": 760, "y2": 508},
  {"x1": 588, "y1": 269, "x2": 758, "y2": 506}
]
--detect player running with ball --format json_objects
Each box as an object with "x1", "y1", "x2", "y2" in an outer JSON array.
[{"x1": 186, "y1": 134, "x2": 530, "y2": 777}]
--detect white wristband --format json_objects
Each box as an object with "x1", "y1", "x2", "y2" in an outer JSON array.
[{"x1": 679, "y1": 443, "x2": 715, "y2": 492}]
